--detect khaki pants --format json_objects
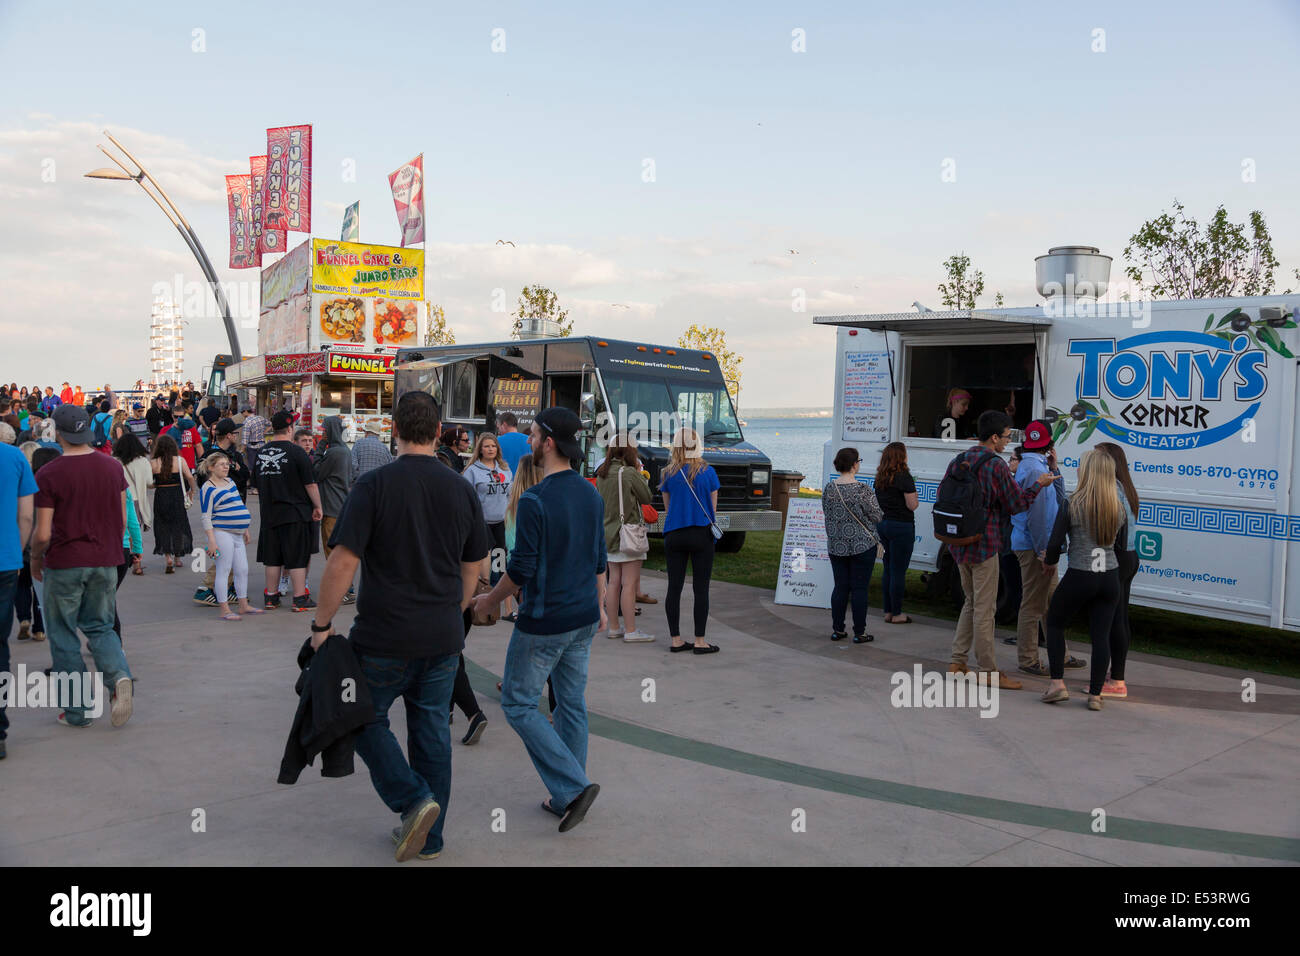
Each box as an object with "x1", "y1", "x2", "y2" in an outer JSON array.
[
  {"x1": 951, "y1": 555, "x2": 1000, "y2": 671},
  {"x1": 1015, "y1": 549, "x2": 1058, "y2": 667},
  {"x1": 321, "y1": 515, "x2": 337, "y2": 559}
]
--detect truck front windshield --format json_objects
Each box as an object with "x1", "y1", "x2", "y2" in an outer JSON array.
[{"x1": 602, "y1": 373, "x2": 744, "y2": 445}]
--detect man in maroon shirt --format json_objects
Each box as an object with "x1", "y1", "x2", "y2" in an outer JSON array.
[
  {"x1": 946, "y1": 410, "x2": 1057, "y2": 689},
  {"x1": 31, "y1": 405, "x2": 134, "y2": 728}
]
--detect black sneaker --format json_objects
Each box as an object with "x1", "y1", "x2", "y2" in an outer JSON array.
[
  {"x1": 341, "y1": 587, "x2": 356, "y2": 605},
  {"x1": 193, "y1": 587, "x2": 218, "y2": 607},
  {"x1": 461, "y1": 712, "x2": 487, "y2": 745},
  {"x1": 264, "y1": 590, "x2": 281, "y2": 610},
  {"x1": 292, "y1": 594, "x2": 318, "y2": 612}
]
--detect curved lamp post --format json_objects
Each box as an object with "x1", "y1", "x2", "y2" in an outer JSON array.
[{"x1": 85, "y1": 130, "x2": 242, "y2": 362}]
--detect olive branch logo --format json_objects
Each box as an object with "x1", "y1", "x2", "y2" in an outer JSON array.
[
  {"x1": 1047, "y1": 308, "x2": 1295, "y2": 445},
  {"x1": 1202, "y1": 307, "x2": 1295, "y2": 358}
]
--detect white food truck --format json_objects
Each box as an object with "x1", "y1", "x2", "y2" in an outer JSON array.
[{"x1": 816, "y1": 246, "x2": 1300, "y2": 632}]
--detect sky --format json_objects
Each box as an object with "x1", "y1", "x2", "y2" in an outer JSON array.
[{"x1": 2, "y1": 0, "x2": 1298, "y2": 408}]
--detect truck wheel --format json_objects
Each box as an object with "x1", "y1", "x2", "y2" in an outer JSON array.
[
  {"x1": 924, "y1": 548, "x2": 965, "y2": 608},
  {"x1": 716, "y1": 531, "x2": 746, "y2": 554}
]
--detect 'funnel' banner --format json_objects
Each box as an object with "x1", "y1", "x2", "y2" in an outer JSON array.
[{"x1": 266, "y1": 124, "x2": 312, "y2": 233}]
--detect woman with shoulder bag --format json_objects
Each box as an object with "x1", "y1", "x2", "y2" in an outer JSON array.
[
  {"x1": 823, "y1": 447, "x2": 884, "y2": 643},
  {"x1": 659, "y1": 427, "x2": 722, "y2": 654},
  {"x1": 596, "y1": 437, "x2": 653, "y2": 642}
]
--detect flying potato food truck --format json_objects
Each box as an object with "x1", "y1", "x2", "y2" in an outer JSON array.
[
  {"x1": 394, "y1": 336, "x2": 782, "y2": 552},
  {"x1": 816, "y1": 246, "x2": 1300, "y2": 632}
]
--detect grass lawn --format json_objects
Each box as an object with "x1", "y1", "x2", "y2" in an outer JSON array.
[{"x1": 644, "y1": 527, "x2": 1300, "y2": 679}]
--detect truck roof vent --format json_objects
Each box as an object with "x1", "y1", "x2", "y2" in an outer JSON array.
[{"x1": 1035, "y1": 245, "x2": 1112, "y2": 299}]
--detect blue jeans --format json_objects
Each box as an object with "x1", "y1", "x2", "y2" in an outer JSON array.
[
  {"x1": 501, "y1": 622, "x2": 598, "y2": 808},
  {"x1": 353, "y1": 652, "x2": 458, "y2": 856},
  {"x1": 0, "y1": 569, "x2": 17, "y2": 740},
  {"x1": 43, "y1": 566, "x2": 131, "y2": 725},
  {"x1": 829, "y1": 547, "x2": 877, "y2": 636},
  {"x1": 877, "y1": 520, "x2": 916, "y2": 616}
]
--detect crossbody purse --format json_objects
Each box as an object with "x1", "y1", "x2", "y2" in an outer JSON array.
[
  {"x1": 833, "y1": 482, "x2": 881, "y2": 548},
  {"x1": 680, "y1": 469, "x2": 724, "y2": 541},
  {"x1": 617, "y1": 466, "x2": 650, "y2": 555}
]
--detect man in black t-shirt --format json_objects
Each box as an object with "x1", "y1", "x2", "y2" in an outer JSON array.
[
  {"x1": 199, "y1": 397, "x2": 221, "y2": 430},
  {"x1": 310, "y1": 390, "x2": 489, "y2": 862},
  {"x1": 254, "y1": 410, "x2": 322, "y2": 612}
]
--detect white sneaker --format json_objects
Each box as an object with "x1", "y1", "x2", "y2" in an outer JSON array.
[
  {"x1": 278, "y1": 573, "x2": 290, "y2": 596},
  {"x1": 622, "y1": 630, "x2": 655, "y2": 643}
]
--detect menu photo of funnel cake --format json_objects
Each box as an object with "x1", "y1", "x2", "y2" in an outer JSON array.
[
  {"x1": 320, "y1": 297, "x2": 367, "y2": 342},
  {"x1": 373, "y1": 298, "x2": 419, "y2": 345}
]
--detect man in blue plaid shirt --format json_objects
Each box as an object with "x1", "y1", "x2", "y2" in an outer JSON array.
[
  {"x1": 351, "y1": 422, "x2": 394, "y2": 479},
  {"x1": 947, "y1": 410, "x2": 1058, "y2": 689}
]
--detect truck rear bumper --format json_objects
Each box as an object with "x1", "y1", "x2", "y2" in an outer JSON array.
[{"x1": 647, "y1": 510, "x2": 782, "y2": 533}]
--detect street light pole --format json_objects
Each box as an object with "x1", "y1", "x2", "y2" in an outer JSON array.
[{"x1": 85, "y1": 130, "x2": 243, "y2": 362}]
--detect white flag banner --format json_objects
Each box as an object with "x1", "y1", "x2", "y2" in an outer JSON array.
[
  {"x1": 387, "y1": 154, "x2": 424, "y2": 247},
  {"x1": 341, "y1": 201, "x2": 359, "y2": 242}
]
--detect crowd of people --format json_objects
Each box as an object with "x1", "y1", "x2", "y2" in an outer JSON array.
[
  {"x1": 821, "y1": 409, "x2": 1140, "y2": 710},
  {"x1": 0, "y1": 376, "x2": 735, "y2": 862}
]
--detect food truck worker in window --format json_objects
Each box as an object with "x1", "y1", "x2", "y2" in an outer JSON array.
[{"x1": 932, "y1": 388, "x2": 974, "y2": 440}]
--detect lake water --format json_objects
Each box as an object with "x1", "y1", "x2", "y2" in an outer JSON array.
[{"x1": 742, "y1": 417, "x2": 833, "y2": 488}]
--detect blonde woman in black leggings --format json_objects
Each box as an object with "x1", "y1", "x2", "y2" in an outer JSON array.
[
  {"x1": 1040, "y1": 448, "x2": 1124, "y2": 711},
  {"x1": 659, "y1": 428, "x2": 721, "y2": 655}
]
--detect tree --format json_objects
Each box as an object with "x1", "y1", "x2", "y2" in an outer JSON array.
[
  {"x1": 1123, "y1": 200, "x2": 1280, "y2": 299},
  {"x1": 424, "y1": 303, "x2": 455, "y2": 345},
  {"x1": 512, "y1": 285, "x2": 573, "y2": 338},
  {"x1": 679, "y1": 325, "x2": 743, "y2": 413},
  {"x1": 937, "y1": 253, "x2": 985, "y2": 309}
]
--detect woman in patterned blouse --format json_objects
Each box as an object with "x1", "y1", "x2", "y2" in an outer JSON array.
[{"x1": 822, "y1": 447, "x2": 884, "y2": 643}]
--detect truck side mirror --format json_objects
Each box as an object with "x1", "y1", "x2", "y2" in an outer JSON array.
[{"x1": 580, "y1": 391, "x2": 596, "y2": 425}]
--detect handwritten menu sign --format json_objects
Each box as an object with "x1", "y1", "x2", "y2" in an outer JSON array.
[
  {"x1": 775, "y1": 497, "x2": 833, "y2": 609},
  {"x1": 842, "y1": 350, "x2": 892, "y2": 442}
]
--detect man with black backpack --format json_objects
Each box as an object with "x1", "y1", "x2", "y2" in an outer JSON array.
[{"x1": 933, "y1": 410, "x2": 1057, "y2": 689}]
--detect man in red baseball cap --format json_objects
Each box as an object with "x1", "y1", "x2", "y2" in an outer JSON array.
[{"x1": 1009, "y1": 420, "x2": 1085, "y2": 674}]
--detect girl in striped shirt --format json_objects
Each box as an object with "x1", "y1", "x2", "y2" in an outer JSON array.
[{"x1": 199, "y1": 452, "x2": 262, "y2": 621}]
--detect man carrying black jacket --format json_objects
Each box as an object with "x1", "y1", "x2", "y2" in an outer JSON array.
[{"x1": 310, "y1": 391, "x2": 489, "y2": 862}]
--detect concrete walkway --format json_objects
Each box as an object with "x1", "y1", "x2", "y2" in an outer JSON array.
[{"x1": 3, "y1": 506, "x2": 1297, "y2": 866}]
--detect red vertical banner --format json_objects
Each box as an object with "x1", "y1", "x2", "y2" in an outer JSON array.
[
  {"x1": 387, "y1": 153, "x2": 425, "y2": 247},
  {"x1": 251, "y1": 155, "x2": 286, "y2": 259},
  {"x1": 266, "y1": 124, "x2": 312, "y2": 233},
  {"x1": 226, "y1": 174, "x2": 256, "y2": 269}
]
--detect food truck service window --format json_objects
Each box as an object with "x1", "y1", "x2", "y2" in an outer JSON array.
[
  {"x1": 319, "y1": 377, "x2": 349, "y2": 412},
  {"x1": 906, "y1": 341, "x2": 1037, "y2": 440}
]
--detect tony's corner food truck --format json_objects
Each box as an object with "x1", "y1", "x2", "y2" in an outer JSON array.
[
  {"x1": 816, "y1": 248, "x2": 1300, "y2": 632},
  {"x1": 394, "y1": 336, "x2": 782, "y2": 552}
]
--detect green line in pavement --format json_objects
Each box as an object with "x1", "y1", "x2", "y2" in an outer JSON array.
[{"x1": 465, "y1": 659, "x2": 1300, "y2": 863}]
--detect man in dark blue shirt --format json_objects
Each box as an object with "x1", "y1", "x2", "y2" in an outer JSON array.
[{"x1": 474, "y1": 407, "x2": 606, "y2": 832}]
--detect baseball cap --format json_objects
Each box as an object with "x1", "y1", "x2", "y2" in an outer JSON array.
[
  {"x1": 133, "y1": 402, "x2": 144, "y2": 411},
  {"x1": 215, "y1": 419, "x2": 240, "y2": 436},
  {"x1": 1023, "y1": 419, "x2": 1053, "y2": 451},
  {"x1": 271, "y1": 410, "x2": 294, "y2": 431},
  {"x1": 534, "y1": 407, "x2": 583, "y2": 461},
  {"x1": 53, "y1": 404, "x2": 92, "y2": 444}
]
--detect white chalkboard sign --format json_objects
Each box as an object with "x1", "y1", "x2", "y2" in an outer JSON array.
[
  {"x1": 774, "y1": 497, "x2": 833, "y2": 609},
  {"x1": 842, "y1": 350, "x2": 892, "y2": 442}
]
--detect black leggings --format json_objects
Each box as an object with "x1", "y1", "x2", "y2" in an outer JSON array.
[
  {"x1": 664, "y1": 525, "x2": 715, "y2": 638},
  {"x1": 1045, "y1": 567, "x2": 1120, "y2": 694},
  {"x1": 451, "y1": 609, "x2": 483, "y2": 718},
  {"x1": 112, "y1": 547, "x2": 129, "y2": 640},
  {"x1": 1110, "y1": 551, "x2": 1139, "y2": 681}
]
